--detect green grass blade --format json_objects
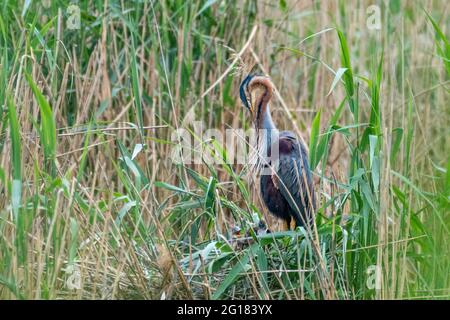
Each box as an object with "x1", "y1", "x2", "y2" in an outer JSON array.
[
  {"x1": 130, "y1": 38, "x2": 144, "y2": 139},
  {"x1": 25, "y1": 73, "x2": 56, "y2": 175},
  {"x1": 7, "y1": 95, "x2": 21, "y2": 220},
  {"x1": 309, "y1": 109, "x2": 321, "y2": 169},
  {"x1": 337, "y1": 29, "x2": 354, "y2": 99}
]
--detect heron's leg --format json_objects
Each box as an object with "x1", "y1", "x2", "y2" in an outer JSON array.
[
  {"x1": 289, "y1": 217, "x2": 297, "y2": 231},
  {"x1": 284, "y1": 217, "x2": 291, "y2": 231}
]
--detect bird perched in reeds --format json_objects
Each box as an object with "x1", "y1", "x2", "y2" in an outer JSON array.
[{"x1": 239, "y1": 74, "x2": 316, "y2": 230}]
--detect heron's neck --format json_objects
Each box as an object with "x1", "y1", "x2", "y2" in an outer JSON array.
[
  {"x1": 257, "y1": 104, "x2": 278, "y2": 156},
  {"x1": 258, "y1": 104, "x2": 277, "y2": 131}
]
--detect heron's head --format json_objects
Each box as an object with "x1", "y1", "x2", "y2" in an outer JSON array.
[{"x1": 239, "y1": 74, "x2": 274, "y2": 122}]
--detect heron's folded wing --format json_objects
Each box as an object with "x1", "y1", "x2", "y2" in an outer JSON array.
[{"x1": 276, "y1": 136, "x2": 315, "y2": 226}]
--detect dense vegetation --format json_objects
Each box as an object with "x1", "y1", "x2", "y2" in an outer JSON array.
[{"x1": 0, "y1": 0, "x2": 448, "y2": 299}]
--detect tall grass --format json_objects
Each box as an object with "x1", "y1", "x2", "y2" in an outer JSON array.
[{"x1": 0, "y1": 0, "x2": 448, "y2": 299}]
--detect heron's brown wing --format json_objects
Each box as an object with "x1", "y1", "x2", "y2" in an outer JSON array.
[{"x1": 276, "y1": 135, "x2": 315, "y2": 227}]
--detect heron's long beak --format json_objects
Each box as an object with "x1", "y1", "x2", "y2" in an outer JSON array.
[{"x1": 239, "y1": 74, "x2": 253, "y2": 111}]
